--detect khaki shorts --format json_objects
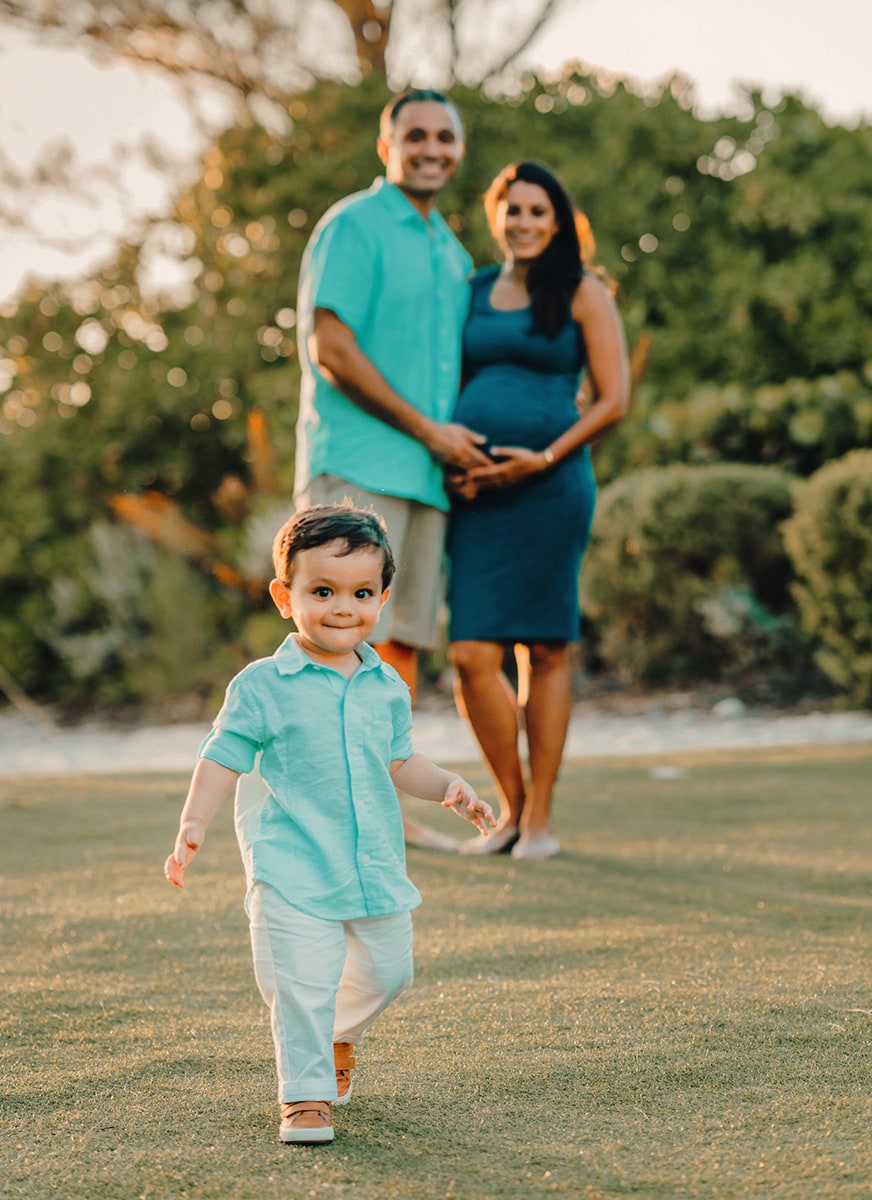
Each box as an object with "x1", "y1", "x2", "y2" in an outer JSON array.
[{"x1": 296, "y1": 475, "x2": 447, "y2": 650}]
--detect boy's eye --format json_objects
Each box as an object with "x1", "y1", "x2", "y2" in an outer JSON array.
[
  {"x1": 313, "y1": 587, "x2": 332, "y2": 598},
  {"x1": 354, "y1": 588, "x2": 375, "y2": 599}
]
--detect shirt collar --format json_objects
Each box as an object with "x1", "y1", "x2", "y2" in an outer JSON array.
[
  {"x1": 272, "y1": 633, "x2": 386, "y2": 677},
  {"x1": 370, "y1": 176, "x2": 444, "y2": 228}
]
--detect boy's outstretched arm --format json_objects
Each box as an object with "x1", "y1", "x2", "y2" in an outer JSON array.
[
  {"x1": 164, "y1": 758, "x2": 240, "y2": 888},
  {"x1": 391, "y1": 754, "x2": 496, "y2": 836}
]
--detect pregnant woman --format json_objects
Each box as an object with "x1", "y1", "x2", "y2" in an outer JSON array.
[{"x1": 447, "y1": 161, "x2": 630, "y2": 860}]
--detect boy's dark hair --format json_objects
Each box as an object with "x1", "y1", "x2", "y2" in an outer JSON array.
[
  {"x1": 379, "y1": 88, "x2": 463, "y2": 140},
  {"x1": 272, "y1": 501, "x2": 396, "y2": 590}
]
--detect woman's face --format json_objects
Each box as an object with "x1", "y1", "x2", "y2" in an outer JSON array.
[{"x1": 494, "y1": 180, "x2": 560, "y2": 262}]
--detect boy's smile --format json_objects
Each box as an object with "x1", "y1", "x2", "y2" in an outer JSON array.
[{"x1": 269, "y1": 541, "x2": 389, "y2": 668}]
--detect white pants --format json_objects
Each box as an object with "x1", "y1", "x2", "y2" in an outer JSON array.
[{"x1": 248, "y1": 882, "x2": 414, "y2": 1102}]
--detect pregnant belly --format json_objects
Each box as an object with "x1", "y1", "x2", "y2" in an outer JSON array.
[{"x1": 454, "y1": 366, "x2": 579, "y2": 448}]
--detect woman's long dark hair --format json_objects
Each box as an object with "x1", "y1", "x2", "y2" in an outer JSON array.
[{"x1": 484, "y1": 161, "x2": 596, "y2": 338}]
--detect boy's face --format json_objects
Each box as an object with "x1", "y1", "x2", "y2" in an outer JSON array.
[{"x1": 268, "y1": 540, "x2": 389, "y2": 663}]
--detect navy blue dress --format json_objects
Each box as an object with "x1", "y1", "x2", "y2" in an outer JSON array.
[{"x1": 447, "y1": 266, "x2": 597, "y2": 643}]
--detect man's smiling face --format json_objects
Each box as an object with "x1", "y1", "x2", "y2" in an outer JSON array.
[{"x1": 378, "y1": 100, "x2": 464, "y2": 209}]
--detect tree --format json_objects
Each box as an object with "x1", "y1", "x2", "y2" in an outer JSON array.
[
  {"x1": 2, "y1": 68, "x2": 871, "y2": 707},
  {"x1": 0, "y1": 0, "x2": 573, "y2": 95},
  {"x1": 0, "y1": 0, "x2": 573, "y2": 287}
]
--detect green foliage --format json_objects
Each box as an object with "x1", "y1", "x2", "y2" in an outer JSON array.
[
  {"x1": 783, "y1": 450, "x2": 872, "y2": 706},
  {"x1": 597, "y1": 365, "x2": 872, "y2": 483},
  {"x1": 45, "y1": 524, "x2": 253, "y2": 708},
  {"x1": 580, "y1": 463, "x2": 810, "y2": 685},
  {"x1": 2, "y1": 69, "x2": 871, "y2": 706}
]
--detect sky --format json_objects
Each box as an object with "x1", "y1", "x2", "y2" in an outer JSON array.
[{"x1": 0, "y1": 0, "x2": 868, "y2": 304}]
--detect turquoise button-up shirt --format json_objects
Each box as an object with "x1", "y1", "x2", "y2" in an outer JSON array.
[
  {"x1": 295, "y1": 178, "x2": 472, "y2": 513},
  {"x1": 199, "y1": 635, "x2": 422, "y2": 921}
]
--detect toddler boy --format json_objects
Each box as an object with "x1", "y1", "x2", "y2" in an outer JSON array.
[{"x1": 164, "y1": 502, "x2": 494, "y2": 1144}]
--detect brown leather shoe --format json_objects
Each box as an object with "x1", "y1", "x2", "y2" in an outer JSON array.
[
  {"x1": 333, "y1": 1041, "x2": 356, "y2": 1106},
  {"x1": 279, "y1": 1100, "x2": 334, "y2": 1144}
]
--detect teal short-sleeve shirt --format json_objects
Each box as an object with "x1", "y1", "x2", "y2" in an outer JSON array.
[
  {"x1": 199, "y1": 636, "x2": 422, "y2": 921},
  {"x1": 295, "y1": 179, "x2": 472, "y2": 512}
]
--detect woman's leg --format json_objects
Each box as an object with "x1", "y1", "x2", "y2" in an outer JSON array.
[
  {"x1": 521, "y1": 641, "x2": 572, "y2": 837},
  {"x1": 450, "y1": 639, "x2": 526, "y2": 828}
]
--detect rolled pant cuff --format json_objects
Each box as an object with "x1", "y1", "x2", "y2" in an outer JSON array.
[{"x1": 280, "y1": 1082, "x2": 338, "y2": 1103}]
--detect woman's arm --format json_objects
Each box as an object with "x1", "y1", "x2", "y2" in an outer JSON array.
[{"x1": 552, "y1": 273, "x2": 631, "y2": 452}]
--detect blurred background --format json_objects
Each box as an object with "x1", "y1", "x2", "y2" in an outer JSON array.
[{"x1": 1, "y1": 0, "x2": 870, "y2": 721}]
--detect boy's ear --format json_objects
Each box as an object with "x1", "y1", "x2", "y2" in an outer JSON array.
[
  {"x1": 268, "y1": 578, "x2": 293, "y2": 619},
  {"x1": 378, "y1": 585, "x2": 391, "y2": 613}
]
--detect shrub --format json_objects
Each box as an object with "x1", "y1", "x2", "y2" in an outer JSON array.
[
  {"x1": 596, "y1": 366, "x2": 872, "y2": 485},
  {"x1": 782, "y1": 449, "x2": 872, "y2": 707},
  {"x1": 580, "y1": 463, "x2": 811, "y2": 686}
]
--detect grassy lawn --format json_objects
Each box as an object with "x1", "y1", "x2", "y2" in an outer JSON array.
[{"x1": 2, "y1": 745, "x2": 871, "y2": 1199}]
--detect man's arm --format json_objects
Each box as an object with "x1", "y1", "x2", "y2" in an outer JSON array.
[{"x1": 312, "y1": 308, "x2": 490, "y2": 471}]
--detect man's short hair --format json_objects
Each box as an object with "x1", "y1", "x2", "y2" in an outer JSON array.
[
  {"x1": 272, "y1": 501, "x2": 396, "y2": 590},
  {"x1": 379, "y1": 88, "x2": 463, "y2": 141}
]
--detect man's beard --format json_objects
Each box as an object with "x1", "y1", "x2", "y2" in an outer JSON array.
[{"x1": 400, "y1": 183, "x2": 440, "y2": 199}]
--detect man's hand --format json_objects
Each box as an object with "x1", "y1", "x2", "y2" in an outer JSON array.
[{"x1": 423, "y1": 422, "x2": 491, "y2": 470}]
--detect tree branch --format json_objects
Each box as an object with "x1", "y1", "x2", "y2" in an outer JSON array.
[{"x1": 481, "y1": 0, "x2": 573, "y2": 79}]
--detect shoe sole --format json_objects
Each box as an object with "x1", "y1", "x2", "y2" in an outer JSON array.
[
  {"x1": 333, "y1": 1079, "x2": 353, "y2": 1106},
  {"x1": 279, "y1": 1125, "x2": 335, "y2": 1144}
]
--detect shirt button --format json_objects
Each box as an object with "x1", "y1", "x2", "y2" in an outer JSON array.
[{"x1": 361, "y1": 854, "x2": 371, "y2": 864}]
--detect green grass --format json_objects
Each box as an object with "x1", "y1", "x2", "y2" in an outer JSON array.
[{"x1": 2, "y1": 746, "x2": 871, "y2": 1199}]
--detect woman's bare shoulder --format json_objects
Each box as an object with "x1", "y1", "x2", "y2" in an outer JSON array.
[{"x1": 572, "y1": 271, "x2": 618, "y2": 322}]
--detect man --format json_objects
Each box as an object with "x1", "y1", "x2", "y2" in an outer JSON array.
[{"x1": 295, "y1": 89, "x2": 488, "y2": 693}]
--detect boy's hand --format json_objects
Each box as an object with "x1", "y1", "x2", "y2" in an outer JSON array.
[
  {"x1": 164, "y1": 819, "x2": 206, "y2": 889},
  {"x1": 442, "y1": 778, "x2": 497, "y2": 836}
]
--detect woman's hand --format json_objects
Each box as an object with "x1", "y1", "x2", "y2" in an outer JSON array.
[
  {"x1": 462, "y1": 446, "x2": 552, "y2": 491},
  {"x1": 445, "y1": 468, "x2": 483, "y2": 501}
]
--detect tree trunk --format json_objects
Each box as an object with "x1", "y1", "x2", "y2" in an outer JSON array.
[{"x1": 329, "y1": 0, "x2": 391, "y2": 74}]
